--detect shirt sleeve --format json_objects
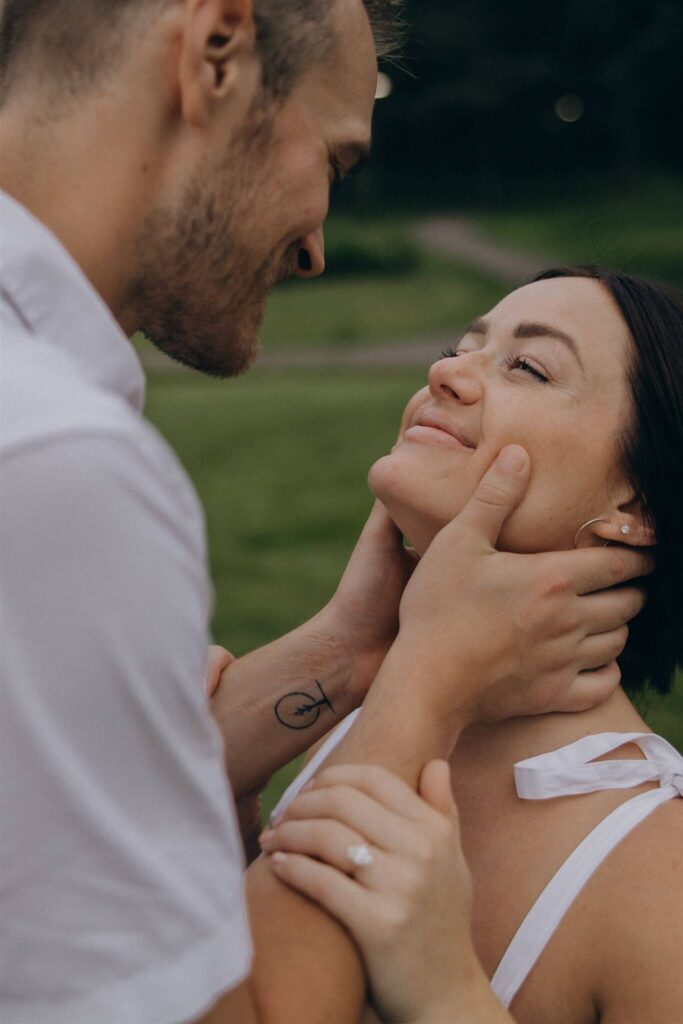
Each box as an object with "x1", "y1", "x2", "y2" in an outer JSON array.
[{"x1": 0, "y1": 430, "x2": 252, "y2": 1024}]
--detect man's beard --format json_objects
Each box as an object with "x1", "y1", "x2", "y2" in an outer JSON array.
[{"x1": 124, "y1": 133, "x2": 294, "y2": 378}]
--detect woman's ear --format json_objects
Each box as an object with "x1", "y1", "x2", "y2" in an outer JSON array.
[
  {"x1": 590, "y1": 496, "x2": 656, "y2": 548},
  {"x1": 177, "y1": 0, "x2": 257, "y2": 129}
]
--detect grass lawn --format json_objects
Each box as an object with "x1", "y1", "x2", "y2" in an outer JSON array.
[
  {"x1": 144, "y1": 368, "x2": 683, "y2": 814},
  {"x1": 478, "y1": 177, "x2": 683, "y2": 289},
  {"x1": 259, "y1": 219, "x2": 504, "y2": 347}
]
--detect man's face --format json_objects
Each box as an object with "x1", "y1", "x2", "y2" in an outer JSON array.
[{"x1": 128, "y1": 0, "x2": 377, "y2": 377}]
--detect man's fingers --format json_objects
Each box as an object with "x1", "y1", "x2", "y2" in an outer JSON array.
[
  {"x1": 581, "y1": 586, "x2": 646, "y2": 636},
  {"x1": 578, "y1": 626, "x2": 629, "y2": 670},
  {"x1": 361, "y1": 500, "x2": 405, "y2": 551},
  {"x1": 204, "y1": 645, "x2": 236, "y2": 697},
  {"x1": 571, "y1": 545, "x2": 655, "y2": 596},
  {"x1": 560, "y1": 662, "x2": 623, "y2": 713},
  {"x1": 450, "y1": 445, "x2": 530, "y2": 548}
]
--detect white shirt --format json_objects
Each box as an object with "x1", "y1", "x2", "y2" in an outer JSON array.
[{"x1": 0, "y1": 191, "x2": 252, "y2": 1024}]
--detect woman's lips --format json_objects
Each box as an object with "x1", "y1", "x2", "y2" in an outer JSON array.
[{"x1": 403, "y1": 424, "x2": 473, "y2": 449}]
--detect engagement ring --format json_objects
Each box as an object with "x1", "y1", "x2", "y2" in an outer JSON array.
[{"x1": 346, "y1": 843, "x2": 374, "y2": 868}]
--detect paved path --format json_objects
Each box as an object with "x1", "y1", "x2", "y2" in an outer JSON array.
[
  {"x1": 414, "y1": 215, "x2": 552, "y2": 286},
  {"x1": 139, "y1": 217, "x2": 548, "y2": 373},
  {"x1": 139, "y1": 333, "x2": 459, "y2": 373}
]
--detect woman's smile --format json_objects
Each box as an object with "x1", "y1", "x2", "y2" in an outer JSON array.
[{"x1": 403, "y1": 424, "x2": 475, "y2": 450}]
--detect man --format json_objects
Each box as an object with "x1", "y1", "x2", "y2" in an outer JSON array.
[{"x1": 0, "y1": 1, "x2": 648, "y2": 1021}]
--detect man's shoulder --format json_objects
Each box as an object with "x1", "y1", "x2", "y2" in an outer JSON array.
[
  {"x1": 1, "y1": 319, "x2": 206, "y2": 549},
  {"x1": 1, "y1": 319, "x2": 139, "y2": 453}
]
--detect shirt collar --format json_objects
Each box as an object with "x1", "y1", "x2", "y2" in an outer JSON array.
[{"x1": 0, "y1": 189, "x2": 145, "y2": 412}]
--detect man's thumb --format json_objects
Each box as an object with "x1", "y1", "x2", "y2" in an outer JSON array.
[{"x1": 456, "y1": 445, "x2": 530, "y2": 547}]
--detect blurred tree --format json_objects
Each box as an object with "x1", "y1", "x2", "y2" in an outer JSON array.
[{"x1": 341, "y1": 0, "x2": 683, "y2": 208}]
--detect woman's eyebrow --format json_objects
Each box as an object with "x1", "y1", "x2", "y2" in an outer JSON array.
[
  {"x1": 514, "y1": 322, "x2": 585, "y2": 372},
  {"x1": 460, "y1": 317, "x2": 586, "y2": 373}
]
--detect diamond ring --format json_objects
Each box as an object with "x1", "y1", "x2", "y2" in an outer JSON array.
[{"x1": 346, "y1": 843, "x2": 374, "y2": 868}]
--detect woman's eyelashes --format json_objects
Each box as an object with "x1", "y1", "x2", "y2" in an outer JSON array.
[
  {"x1": 438, "y1": 347, "x2": 551, "y2": 384},
  {"x1": 504, "y1": 354, "x2": 551, "y2": 384}
]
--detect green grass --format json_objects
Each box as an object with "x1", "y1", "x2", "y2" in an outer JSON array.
[
  {"x1": 478, "y1": 177, "x2": 683, "y2": 289},
  {"x1": 144, "y1": 368, "x2": 426, "y2": 653},
  {"x1": 144, "y1": 368, "x2": 682, "y2": 819},
  {"x1": 260, "y1": 216, "x2": 503, "y2": 347}
]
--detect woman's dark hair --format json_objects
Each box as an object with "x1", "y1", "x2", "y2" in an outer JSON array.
[{"x1": 532, "y1": 266, "x2": 683, "y2": 697}]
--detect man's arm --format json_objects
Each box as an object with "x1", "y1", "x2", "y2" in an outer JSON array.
[{"x1": 210, "y1": 503, "x2": 415, "y2": 799}]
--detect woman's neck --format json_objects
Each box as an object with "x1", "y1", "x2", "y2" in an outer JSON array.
[{"x1": 454, "y1": 686, "x2": 649, "y2": 770}]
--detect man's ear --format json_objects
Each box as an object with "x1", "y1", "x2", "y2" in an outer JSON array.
[{"x1": 178, "y1": 0, "x2": 257, "y2": 128}]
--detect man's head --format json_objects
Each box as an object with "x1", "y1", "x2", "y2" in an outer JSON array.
[{"x1": 0, "y1": 0, "x2": 404, "y2": 375}]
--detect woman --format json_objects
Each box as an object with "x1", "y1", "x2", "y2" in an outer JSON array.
[{"x1": 260, "y1": 267, "x2": 683, "y2": 1023}]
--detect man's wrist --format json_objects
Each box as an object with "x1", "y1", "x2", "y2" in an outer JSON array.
[
  {"x1": 370, "y1": 639, "x2": 471, "y2": 738},
  {"x1": 313, "y1": 599, "x2": 392, "y2": 708}
]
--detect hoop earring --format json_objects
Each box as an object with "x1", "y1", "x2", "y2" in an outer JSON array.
[{"x1": 573, "y1": 517, "x2": 610, "y2": 549}]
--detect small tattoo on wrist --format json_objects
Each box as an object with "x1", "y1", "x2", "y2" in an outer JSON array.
[{"x1": 274, "y1": 679, "x2": 334, "y2": 730}]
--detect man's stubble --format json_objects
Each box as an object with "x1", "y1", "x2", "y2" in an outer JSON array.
[{"x1": 124, "y1": 115, "x2": 295, "y2": 378}]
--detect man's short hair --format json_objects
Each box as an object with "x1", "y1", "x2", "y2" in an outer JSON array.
[{"x1": 0, "y1": 0, "x2": 405, "y2": 106}]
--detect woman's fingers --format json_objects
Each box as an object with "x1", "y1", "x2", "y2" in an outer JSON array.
[
  {"x1": 261, "y1": 818, "x2": 379, "y2": 877},
  {"x1": 294, "y1": 762, "x2": 437, "y2": 823},
  {"x1": 269, "y1": 851, "x2": 378, "y2": 942},
  {"x1": 276, "y1": 784, "x2": 415, "y2": 853},
  {"x1": 418, "y1": 760, "x2": 457, "y2": 819}
]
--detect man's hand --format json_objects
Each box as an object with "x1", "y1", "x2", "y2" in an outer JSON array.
[
  {"x1": 391, "y1": 444, "x2": 650, "y2": 730},
  {"x1": 319, "y1": 501, "x2": 418, "y2": 705}
]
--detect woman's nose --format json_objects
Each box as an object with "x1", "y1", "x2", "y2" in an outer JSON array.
[
  {"x1": 294, "y1": 227, "x2": 325, "y2": 278},
  {"x1": 428, "y1": 354, "x2": 483, "y2": 405}
]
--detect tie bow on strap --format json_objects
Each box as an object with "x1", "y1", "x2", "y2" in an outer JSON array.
[
  {"x1": 514, "y1": 731, "x2": 683, "y2": 801},
  {"x1": 661, "y1": 770, "x2": 683, "y2": 796}
]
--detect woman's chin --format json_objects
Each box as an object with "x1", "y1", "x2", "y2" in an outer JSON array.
[{"x1": 369, "y1": 456, "x2": 450, "y2": 555}]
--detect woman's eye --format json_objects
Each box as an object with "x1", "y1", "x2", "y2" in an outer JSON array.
[
  {"x1": 506, "y1": 355, "x2": 550, "y2": 383},
  {"x1": 440, "y1": 346, "x2": 460, "y2": 359}
]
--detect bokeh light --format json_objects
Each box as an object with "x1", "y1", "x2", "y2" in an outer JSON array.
[
  {"x1": 554, "y1": 94, "x2": 584, "y2": 123},
  {"x1": 375, "y1": 72, "x2": 393, "y2": 100}
]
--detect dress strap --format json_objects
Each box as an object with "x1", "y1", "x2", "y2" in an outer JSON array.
[
  {"x1": 270, "y1": 708, "x2": 361, "y2": 823},
  {"x1": 491, "y1": 732, "x2": 683, "y2": 1009}
]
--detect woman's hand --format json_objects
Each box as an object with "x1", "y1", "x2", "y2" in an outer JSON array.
[{"x1": 259, "y1": 761, "x2": 495, "y2": 1024}]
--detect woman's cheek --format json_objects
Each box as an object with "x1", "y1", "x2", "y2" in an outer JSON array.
[{"x1": 395, "y1": 388, "x2": 430, "y2": 444}]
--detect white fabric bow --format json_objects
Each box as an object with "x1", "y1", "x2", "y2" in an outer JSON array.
[{"x1": 514, "y1": 731, "x2": 683, "y2": 801}]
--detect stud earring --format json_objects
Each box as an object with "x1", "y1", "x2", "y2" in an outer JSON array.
[{"x1": 620, "y1": 524, "x2": 631, "y2": 536}]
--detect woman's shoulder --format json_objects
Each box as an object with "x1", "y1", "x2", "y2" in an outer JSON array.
[{"x1": 578, "y1": 793, "x2": 683, "y2": 1022}]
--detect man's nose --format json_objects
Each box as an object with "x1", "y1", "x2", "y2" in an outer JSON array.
[
  {"x1": 428, "y1": 354, "x2": 483, "y2": 405},
  {"x1": 294, "y1": 227, "x2": 325, "y2": 279}
]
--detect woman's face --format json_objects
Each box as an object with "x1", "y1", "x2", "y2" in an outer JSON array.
[{"x1": 369, "y1": 277, "x2": 637, "y2": 555}]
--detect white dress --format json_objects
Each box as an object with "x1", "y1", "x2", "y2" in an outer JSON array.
[{"x1": 273, "y1": 709, "x2": 683, "y2": 1008}]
